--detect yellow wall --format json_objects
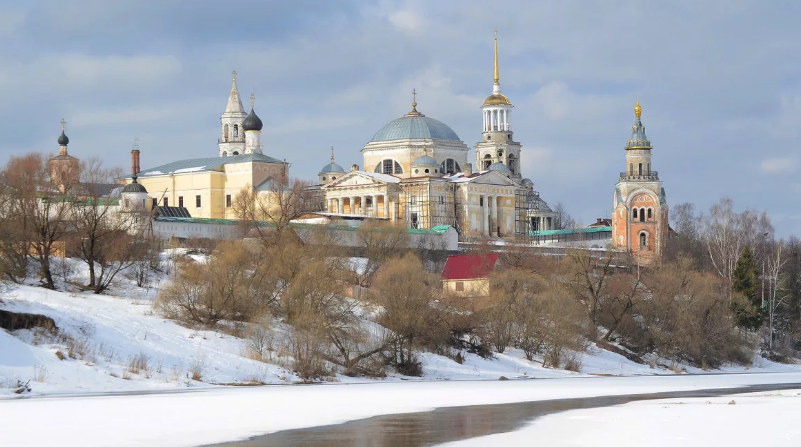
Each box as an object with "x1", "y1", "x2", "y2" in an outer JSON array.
[
  {"x1": 443, "y1": 278, "x2": 490, "y2": 297},
  {"x1": 130, "y1": 160, "x2": 286, "y2": 219}
]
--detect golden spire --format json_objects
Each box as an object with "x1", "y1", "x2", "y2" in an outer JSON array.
[
  {"x1": 250, "y1": 93, "x2": 255, "y2": 109},
  {"x1": 232, "y1": 70, "x2": 237, "y2": 82},
  {"x1": 634, "y1": 99, "x2": 642, "y2": 118},
  {"x1": 60, "y1": 118, "x2": 66, "y2": 130},
  {"x1": 493, "y1": 30, "x2": 499, "y2": 86},
  {"x1": 330, "y1": 146, "x2": 335, "y2": 163}
]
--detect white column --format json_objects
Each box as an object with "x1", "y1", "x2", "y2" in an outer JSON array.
[
  {"x1": 507, "y1": 109, "x2": 511, "y2": 130},
  {"x1": 481, "y1": 196, "x2": 488, "y2": 236},
  {"x1": 361, "y1": 195, "x2": 367, "y2": 215},
  {"x1": 383, "y1": 194, "x2": 389, "y2": 219},
  {"x1": 337, "y1": 198, "x2": 342, "y2": 214},
  {"x1": 491, "y1": 196, "x2": 498, "y2": 236},
  {"x1": 372, "y1": 195, "x2": 378, "y2": 217}
]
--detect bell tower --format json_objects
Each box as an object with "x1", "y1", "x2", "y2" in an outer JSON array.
[
  {"x1": 218, "y1": 70, "x2": 247, "y2": 157},
  {"x1": 474, "y1": 31, "x2": 522, "y2": 179},
  {"x1": 612, "y1": 101, "x2": 669, "y2": 263}
]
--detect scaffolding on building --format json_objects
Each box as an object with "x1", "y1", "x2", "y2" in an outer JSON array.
[{"x1": 397, "y1": 180, "x2": 462, "y2": 236}]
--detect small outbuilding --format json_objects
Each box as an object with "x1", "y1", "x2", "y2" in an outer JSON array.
[{"x1": 441, "y1": 253, "x2": 499, "y2": 297}]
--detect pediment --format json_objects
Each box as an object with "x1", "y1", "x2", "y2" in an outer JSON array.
[
  {"x1": 465, "y1": 171, "x2": 520, "y2": 187},
  {"x1": 324, "y1": 171, "x2": 394, "y2": 189}
]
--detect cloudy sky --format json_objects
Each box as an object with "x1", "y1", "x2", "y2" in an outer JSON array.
[{"x1": 2, "y1": 0, "x2": 800, "y2": 235}]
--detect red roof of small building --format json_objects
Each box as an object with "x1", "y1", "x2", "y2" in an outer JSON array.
[{"x1": 441, "y1": 253, "x2": 499, "y2": 280}]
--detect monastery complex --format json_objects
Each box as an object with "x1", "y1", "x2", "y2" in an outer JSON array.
[{"x1": 54, "y1": 33, "x2": 668, "y2": 261}]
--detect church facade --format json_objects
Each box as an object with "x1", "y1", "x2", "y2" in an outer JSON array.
[
  {"x1": 611, "y1": 101, "x2": 669, "y2": 262},
  {"x1": 317, "y1": 34, "x2": 556, "y2": 239},
  {"x1": 121, "y1": 72, "x2": 289, "y2": 219}
]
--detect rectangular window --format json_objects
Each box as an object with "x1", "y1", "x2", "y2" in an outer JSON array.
[
  {"x1": 178, "y1": 196, "x2": 184, "y2": 208},
  {"x1": 456, "y1": 281, "x2": 464, "y2": 292},
  {"x1": 383, "y1": 159, "x2": 393, "y2": 174},
  {"x1": 163, "y1": 197, "x2": 168, "y2": 207},
  {"x1": 411, "y1": 212, "x2": 419, "y2": 229},
  {"x1": 195, "y1": 195, "x2": 201, "y2": 208},
  {"x1": 151, "y1": 198, "x2": 157, "y2": 209},
  {"x1": 226, "y1": 194, "x2": 232, "y2": 208}
]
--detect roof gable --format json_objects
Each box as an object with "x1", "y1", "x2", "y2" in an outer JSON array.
[
  {"x1": 324, "y1": 171, "x2": 400, "y2": 188},
  {"x1": 441, "y1": 253, "x2": 499, "y2": 280}
]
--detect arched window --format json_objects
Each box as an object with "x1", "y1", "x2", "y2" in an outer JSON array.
[
  {"x1": 232, "y1": 151, "x2": 239, "y2": 156},
  {"x1": 223, "y1": 124, "x2": 229, "y2": 142},
  {"x1": 222, "y1": 151, "x2": 227, "y2": 157},
  {"x1": 377, "y1": 159, "x2": 403, "y2": 175},
  {"x1": 508, "y1": 154, "x2": 516, "y2": 174},
  {"x1": 633, "y1": 208, "x2": 638, "y2": 220},
  {"x1": 483, "y1": 154, "x2": 492, "y2": 170},
  {"x1": 639, "y1": 232, "x2": 647, "y2": 249},
  {"x1": 647, "y1": 208, "x2": 653, "y2": 219},
  {"x1": 440, "y1": 159, "x2": 462, "y2": 175},
  {"x1": 638, "y1": 163, "x2": 643, "y2": 175},
  {"x1": 639, "y1": 208, "x2": 645, "y2": 222},
  {"x1": 233, "y1": 124, "x2": 239, "y2": 138}
]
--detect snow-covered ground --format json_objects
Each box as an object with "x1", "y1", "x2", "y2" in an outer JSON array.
[
  {"x1": 3, "y1": 374, "x2": 801, "y2": 447},
  {"x1": 4, "y1": 282, "x2": 800, "y2": 398},
  {"x1": 3, "y1": 255, "x2": 801, "y2": 446},
  {"x1": 442, "y1": 387, "x2": 801, "y2": 446}
]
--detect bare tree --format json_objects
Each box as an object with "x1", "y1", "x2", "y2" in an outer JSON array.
[
  {"x1": 703, "y1": 197, "x2": 774, "y2": 287},
  {"x1": 552, "y1": 202, "x2": 577, "y2": 230},
  {"x1": 2, "y1": 153, "x2": 73, "y2": 289},
  {"x1": 355, "y1": 221, "x2": 409, "y2": 282},
  {"x1": 233, "y1": 178, "x2": 314, "y2": 245},
  {"x1": 765, "y1": 241, "x2": 789, "y2": 351},
  {"x1": 71, "y1": 158, "x2": 142, "y2": 293}
]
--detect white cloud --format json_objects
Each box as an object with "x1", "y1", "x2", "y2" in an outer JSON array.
[{"x1": 761, "y1": 157, "x2": 798, "y2": 173}]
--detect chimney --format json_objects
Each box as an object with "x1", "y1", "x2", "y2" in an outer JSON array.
[
  {"x1": 131, "y1": 149, "x2": 140, "y2": 176},
  {"x1": 351, "y1": 164, "x2": 359, "y2": 171},
  {"x1": 597, "y1": 218, "x2": 602, "y2": 225},
  {"x1": 464, "y1": 163, "x2": 472, "y2": 176}
]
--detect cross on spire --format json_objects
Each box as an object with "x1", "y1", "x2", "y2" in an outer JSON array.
[
  {"x1": 250, "y1": 93, "x2": 255, "y2": 109},
  {"x1": 60, "y1": 118, "x2": 66, "y2": 130},
  {"x1": 330, "y1": 146, "x2": 335, "y2": 163},
  {"x1": 232, "y1": 70, "x2": 237, "y2": 82}
]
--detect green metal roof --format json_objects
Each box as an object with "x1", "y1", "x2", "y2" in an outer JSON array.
[{"x1": 131, "y1": 153, "x2": 283, "y2": 178}]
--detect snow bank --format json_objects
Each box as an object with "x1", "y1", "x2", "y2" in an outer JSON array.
[
  {"x1": 442, "y1": 387, "x2": 801, "y2": 446},
  {"x1": 3, "y1": 374, "x2": 801, "y2": 447}
]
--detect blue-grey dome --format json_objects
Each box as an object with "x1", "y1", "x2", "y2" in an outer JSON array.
[
  {"x1": 370, "y1": 112, "x2": 460, "y2": 143},
  {"x1": 320, "y1": 162, "x2": 345, "y2": 174},
  {"x1": 488, "y1": 162, "x2": 510, "y2": 172},
  {"x1": 521, "y1": 178, "x2": 533, "y2": 185},
  {"x1": 412, "y1": 155, "x2": 438, "y2": 167}
]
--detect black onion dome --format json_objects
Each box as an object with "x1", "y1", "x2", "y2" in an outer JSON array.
[
  {"x1": 122, "y1": 177, "x2": 148, "y2": 193},
  {"x1": 57, "y1": 130, "x2": 69, "y2": 146},
  {"x1": 242, "y1": 108, "x2": 263, "y2": 131}
]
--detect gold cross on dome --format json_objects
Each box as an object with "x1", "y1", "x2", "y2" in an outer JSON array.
[
  {"x1": 232, "y1": 70, "x2": 237, "y2": 82},
  {"x1": 250, "y1": 93, "x2": 255, "y2": 109},
  {"x1": 60, "y1": 118, "x2": 66, "y2": 130}
]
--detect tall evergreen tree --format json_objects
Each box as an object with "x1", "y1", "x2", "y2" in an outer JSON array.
[{"x1": 731, "y1": 245, "x2": 764, "y2": 329}]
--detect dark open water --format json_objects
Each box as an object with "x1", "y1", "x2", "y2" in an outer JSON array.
[{"x1": 208, "y1": 382, "x2": 801, "y2": 447}]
